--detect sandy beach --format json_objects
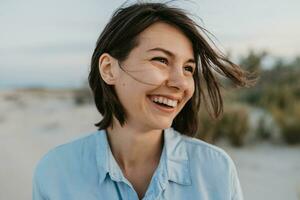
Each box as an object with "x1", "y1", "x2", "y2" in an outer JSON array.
[{"x1": 0, "y1": 89, "x2": 299, "y2": 200}]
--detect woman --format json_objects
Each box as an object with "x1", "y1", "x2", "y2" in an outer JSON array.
[{"x1": 33, "y1": 2, "x2": 252, "y2": 200}]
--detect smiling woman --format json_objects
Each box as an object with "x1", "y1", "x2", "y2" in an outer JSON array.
[
  {"x1": 98, "y1": 21, "x2": 196, "y2": 136},
  {"x1": 33, "y1": 2, "x2": 252, "y2": 200}
]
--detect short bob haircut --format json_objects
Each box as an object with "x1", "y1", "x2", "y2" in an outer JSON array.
[{"x1": 88, "y1": 2, "x2": 253, "y2": 137}]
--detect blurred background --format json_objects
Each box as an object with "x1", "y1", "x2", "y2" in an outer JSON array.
[{"x1": 1, "y1": 0, "x2": 299, "y2": 199}]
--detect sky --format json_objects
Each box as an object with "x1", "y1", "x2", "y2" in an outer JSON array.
[{"x1": 1, "y1": 0, "x2": 299, "y2": 88}]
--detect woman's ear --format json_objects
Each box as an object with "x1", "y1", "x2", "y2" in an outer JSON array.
[{"x1": 98, "y1": 53, "x2": 119, "y2": 85}]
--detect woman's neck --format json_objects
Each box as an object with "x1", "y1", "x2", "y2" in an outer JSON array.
[{"x1": 106, "y1": 120, "x2": 164, "y2": 171}]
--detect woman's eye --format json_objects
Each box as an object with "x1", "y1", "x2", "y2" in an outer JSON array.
[
  {"x1": 152, "y1": 57, "x2": 168, "y2": 64},
  {"x1": 184, "y1": 66, "x2": 195, "y2": 74}
]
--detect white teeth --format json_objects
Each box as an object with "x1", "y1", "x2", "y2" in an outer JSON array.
[
  {"x1": 167, "y1": 99, "x2": 172, "y2": 106},
  {"x1": 150, "y1": 96, "x2": 178, "y2": 108},
  {"x1": 159, "y1": 96, "x2": 163, "y2": 103},
  {"x1": 163, "y1": 98, "x2": 168, "y2": 104}
]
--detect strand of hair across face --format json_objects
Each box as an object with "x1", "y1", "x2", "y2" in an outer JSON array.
[{"x1": 117, "y1": 61, "x2": 162, "y2": 86}]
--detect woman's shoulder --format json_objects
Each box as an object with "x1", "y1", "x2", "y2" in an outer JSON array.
[
  {"x1": 167, "y1": 129, "x2": 243, "y2": 199},
  {"x1": 33, "y1": 130, "x2": 103, "y2": 178},
  {"x1": 40, "y1": 131, "x2": 98, "y2": 159},
  {"x1": 175, "y1": 130, "x2": 235, "y2": 168},
  {"x1": 32, "y1": 130, "x2": 108, "y2": 197}
]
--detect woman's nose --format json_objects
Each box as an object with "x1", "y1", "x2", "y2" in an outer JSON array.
[{"x1": 166, "y1": 67, "x2": 189, "y2": 91}]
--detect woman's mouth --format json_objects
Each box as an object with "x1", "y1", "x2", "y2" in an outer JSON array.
[{"x1": 147, "y1": 95, "x2": 178, "y2": 113}]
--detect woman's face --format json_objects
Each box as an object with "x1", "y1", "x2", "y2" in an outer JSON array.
[{"x1": 113, "y1": 22, "x2": 195, "y2": 132}]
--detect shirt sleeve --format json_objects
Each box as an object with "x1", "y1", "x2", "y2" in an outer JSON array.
[
  {"x1": 230, "y1": 160, "x2": 244, "y2": 200},
  {"x1": 32, "y1": 168, "x2": 47, "y2": 200}
]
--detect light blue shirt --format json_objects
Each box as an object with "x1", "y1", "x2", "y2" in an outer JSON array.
[{"x1": 33, "y1": 127, "x2": 244, "y2": 200}]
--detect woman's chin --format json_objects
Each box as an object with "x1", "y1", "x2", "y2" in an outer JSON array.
[{"x1": 149, "y1": 118, "x2": 173, "y2": 130}]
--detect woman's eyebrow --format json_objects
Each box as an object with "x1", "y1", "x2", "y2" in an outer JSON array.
[
  {"x1": 147, "y1": 47, "x2": 195, "y2": 64},
  {"x1": 147, "y1": 47, "x2": 174, "y2": 57}
]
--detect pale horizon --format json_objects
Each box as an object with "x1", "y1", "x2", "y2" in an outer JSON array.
[{"x1": 1, "y1": 0, "x2": 299, "y2": 88}]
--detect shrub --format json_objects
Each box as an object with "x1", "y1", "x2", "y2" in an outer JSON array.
[
  {"x1": 196, "y1": 104, "x2": 250, "y2": 147},
  {"x1": 272, "y1": 104, "x2": 300, "y2": 144},
  {"x1": 221, "y1": 105, "x2": 249, "y2": 147},
  {"x1": 196, "y1": 110, "x2": 221, "y2": 144}
]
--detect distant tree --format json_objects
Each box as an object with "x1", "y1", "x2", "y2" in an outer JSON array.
[
  {"x1": 291, "y1": 56, "x2": 300, "y2": 68},
  {"x1": 273, "y1": 58, "x2": 285, "y2": 70},
  {"x1": 239, "y1": 50, "x2": 267, "y2": 72}
]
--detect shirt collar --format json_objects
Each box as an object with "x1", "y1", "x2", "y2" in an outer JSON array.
[
  {"x1": 95, "y1": 127, "x2": 192, "y2": 186},
  {"x1": 164, "y1": 127, "x2": 192, "y2": 185}
]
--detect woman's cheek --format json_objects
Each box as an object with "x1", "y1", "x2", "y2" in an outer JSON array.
[{"x1": 139, "y1": 66, "x2": 169, "y2": 86}]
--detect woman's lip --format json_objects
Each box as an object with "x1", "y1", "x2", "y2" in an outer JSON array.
[{"x1": 147, "y1": 96, "x2": 176, "y2": 114}]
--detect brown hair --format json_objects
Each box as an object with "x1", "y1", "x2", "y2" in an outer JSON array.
[{"x1": 88, "y1": 2, "x2": 254, "y2": 137}]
